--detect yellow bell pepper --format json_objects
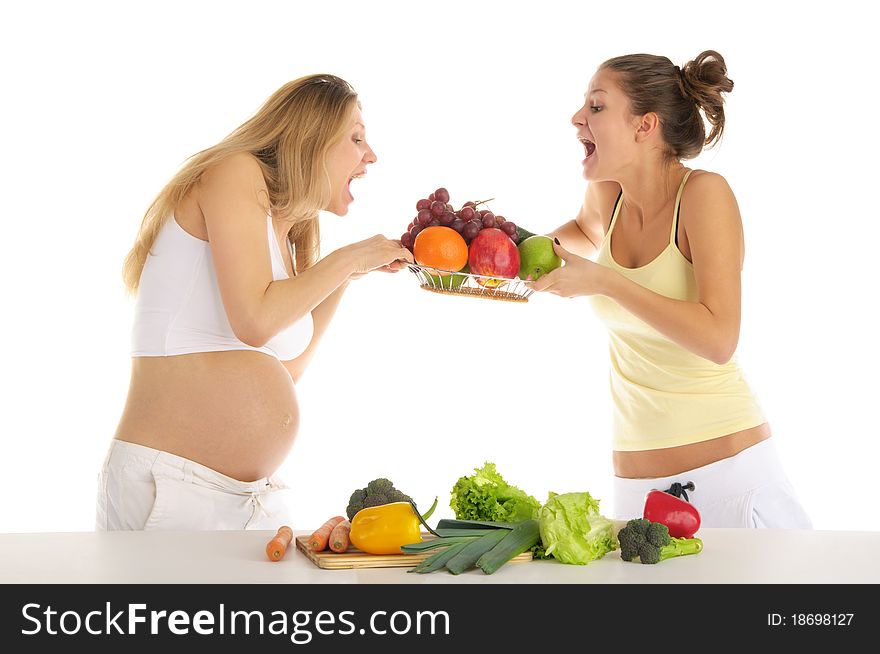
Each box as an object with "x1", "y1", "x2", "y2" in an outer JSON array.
[{"x1": 349, "y1": 502, "x2": 423, "y2": 555}]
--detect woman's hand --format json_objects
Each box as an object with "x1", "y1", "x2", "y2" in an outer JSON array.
[
  {"x1": 525, "y1": 239, "x2": 611, "y2": 298},
  {"x1": 343, "y1": 235, "x2": 414, "y2": 279}
]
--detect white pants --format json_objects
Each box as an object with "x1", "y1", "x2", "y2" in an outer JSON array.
[
  {"x1": 612, "y1": 439, "x2": 812, "y2": 529},
  {"x1": 95, "y1": 439, "x2": 294, "y2": 531}
]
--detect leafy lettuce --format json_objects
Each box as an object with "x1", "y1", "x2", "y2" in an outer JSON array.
[
  {"x1": 449, "y1": 462, "x2": 541, "y2": 523},
  {"x1": 539, "y1": 491, "x2": 618, "y2": 564}
]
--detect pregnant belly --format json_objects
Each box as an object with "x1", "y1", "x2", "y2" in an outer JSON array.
[{"x1": 115, "y1": 351, "x2": 300, "y2": 481}]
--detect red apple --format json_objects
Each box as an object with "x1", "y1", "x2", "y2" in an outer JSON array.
[{"x1": 468, "y1": 228, "x2": 520, "y2": 287}]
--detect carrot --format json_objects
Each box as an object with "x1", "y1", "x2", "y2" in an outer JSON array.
[
  {"x1": 307, "y1": 516, "x2": 345, "y2": 551},
  {"x1": 266, "y1": 525, "x2": 294, "y2": 562},
  {"x1": 329, "y1": 519, "x2": 352, "y2": 553}
]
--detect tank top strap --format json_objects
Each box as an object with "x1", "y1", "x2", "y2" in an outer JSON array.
[
  {"x1": 670, "y1": 169, "x2": 694, "y2": 244},
  {"x1": 607, "y1": 188, "x2": 624, "y2": 236}
]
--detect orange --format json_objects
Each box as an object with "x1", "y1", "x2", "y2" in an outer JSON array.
[{"x1": 413, "y1": 226, "x2": 468, "y2": 275}]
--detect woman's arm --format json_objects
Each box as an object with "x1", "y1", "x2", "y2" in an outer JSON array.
[
  {"x1": 199, "y1": 153, "x2": 412, "y2": 348},
  {"x1": 283, "y1": 259, "x2": 410, "y2": 382},
  {"x1": 549, "y1": 180, "x2": 620, "y2": 259},
  {"x1": 281, "y1": 280, "x2": 349, "y2": 383},
  {"x1": 531, "y1": 173, "x2": 744, "y2": 365}
]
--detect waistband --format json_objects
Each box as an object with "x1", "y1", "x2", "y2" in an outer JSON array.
[
  {"x1": 108, "y1": 439, "x2": 286, "y2": 495},
  {"x1": 612, "y1": 438, "x2": 786, "y2": 516}
]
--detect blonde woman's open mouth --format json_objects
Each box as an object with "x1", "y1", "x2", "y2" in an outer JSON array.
[{"x1": 347, "y1": 171, "x2": 366, "y2": 200}]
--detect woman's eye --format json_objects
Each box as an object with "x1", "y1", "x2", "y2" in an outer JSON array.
[
  {"x1": 590, "y1": 106, "x2": 603, "y2": 113},
  {"x1": 354, "y1": 138, "x2": 364, "y2": 144}
]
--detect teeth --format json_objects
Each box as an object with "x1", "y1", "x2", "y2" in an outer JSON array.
[{"x1": 578, "y1": 137, "x2": 596, "y2": 156}]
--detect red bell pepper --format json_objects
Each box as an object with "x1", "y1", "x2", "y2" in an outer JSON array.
[{"x1": 643, "y1": 485, "x2": 701, "y2": 539}]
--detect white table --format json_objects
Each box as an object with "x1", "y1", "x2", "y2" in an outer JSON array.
[{"x1": 1, "y1": 528, "x2": 878, "y2": 583}]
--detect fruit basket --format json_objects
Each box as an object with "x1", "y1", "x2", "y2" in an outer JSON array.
[
  {"x1": 400, "y1": 187, "x2": 559, "y2": 304},
  {"x1": 407, "y1": 264, "x2": 533, "y2": 303}
]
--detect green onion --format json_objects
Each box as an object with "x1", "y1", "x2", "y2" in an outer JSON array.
[
  {"x1": 409, "y1": 541, "x2": 470, "y2": 574},
  {"x1": 445, "y1": 529, "x2": 509, "y2": 575},
  {"x1": 476, "y1": 519, "x2": 541, "y2": 575}
]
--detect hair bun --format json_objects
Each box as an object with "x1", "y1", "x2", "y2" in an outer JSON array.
[{"x1": 679, "y1": 51, "x2": 734, "y2": 147}]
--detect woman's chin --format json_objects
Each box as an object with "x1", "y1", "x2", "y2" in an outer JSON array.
[
  {"x1": 325, "y1": 201, "x2": 351, "y2": 217},
  {"x1": 582, "y1": 165, "x2": 606, "y2": 182}
]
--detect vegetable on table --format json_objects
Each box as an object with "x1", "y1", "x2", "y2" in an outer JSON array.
[
  {"x1": 307, "y1": 516, "x2": 346, "y2": 552},
  {"x1": 349, "y1": 498, "x2": 438, "y2": 555},
  {"x1": 539, "y1": 491, "x2": 617, "y2": 565},
  {"x1": 445, "y1": 529, "x2": 509, "y2": 574},
  {"x1": 404, "y1": 518, "x2": 541, "y2": 575},
  {"x1": 617, "y1": 518, "x2": 704, "y2": 564},
  {"x1": 265, "y1": 526, "x2": 294, "y2": 562},
  {"x1": 476, "y1": 519, "x2": 541, "y2": 574},
  {"x1": 329, "y1": 519, "x2": 352, "y2": 553},
  {"x1": 449, "y1": 461, "x2": 541, "y2": 523},
  {"x1": 643, "y1": 483, "x2": 701, "y2": 539},
  {"x1": 346, "y1": 478, "x2": 415, "y2": 521}
]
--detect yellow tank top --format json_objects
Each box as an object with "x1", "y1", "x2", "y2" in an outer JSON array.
[{"x1": 590, "y1": 170, "x2": 765, "y2": 451}]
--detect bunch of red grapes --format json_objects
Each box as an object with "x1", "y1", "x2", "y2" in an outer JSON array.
[{"x1": 399, "y1": 187, "x2": 520, "y2": 252}]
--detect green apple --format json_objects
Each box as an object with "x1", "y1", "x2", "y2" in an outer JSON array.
[
  {"x1": 425, "y1": 265, "x2": 469, "y2": 290},
  {"x1": 517, "y1": 235, "x2": 561, "y2": 281}
]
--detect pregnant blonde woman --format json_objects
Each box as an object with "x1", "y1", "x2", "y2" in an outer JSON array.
[{"x1": 96, "y1": 74, "x2": 412, "y2": 531}]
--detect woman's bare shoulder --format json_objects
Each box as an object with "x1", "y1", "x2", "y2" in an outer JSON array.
[
  {"x1": 196, "y1": 151, "x2": 271, "y2": 216},
  {"x1": 583, "y1": 180, "x2": 622, "y2": 233},
  {"x1": 685, "y1": 169, "x2": 734, "y2": 200},
  {"x1": 200, "y1": 151, "x2": 266, "y2": 190}
]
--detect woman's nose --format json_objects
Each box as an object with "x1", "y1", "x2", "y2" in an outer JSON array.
[
  {"x1": 364, "y1": 142, "x2": 377, "y2": 165},
  {"x1": 571, "y1": 105, "x2": 586, "y2": 127}
]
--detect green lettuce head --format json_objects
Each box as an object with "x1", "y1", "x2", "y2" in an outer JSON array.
[
  {"x1": 539, "y1": 491, "x2": 618, "y2": 565},
  {"x1": 449, "y1": 462, "x2": 541, "y2": 523}
]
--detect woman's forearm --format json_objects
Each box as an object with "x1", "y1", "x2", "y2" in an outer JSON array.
[
  {"x1": 601, "y1": 269, "x2": 740, "y2": 365},
  {"x1": 309, "y1": 280, "x2": 349, "y2": 348},
  {"x1": 282, "y1": 281, "x2": 349, "y2": 383}
]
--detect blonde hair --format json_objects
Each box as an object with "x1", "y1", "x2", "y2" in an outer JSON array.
[{"x1": 122, "y1": 74, "x2": 359, "y2": 293}]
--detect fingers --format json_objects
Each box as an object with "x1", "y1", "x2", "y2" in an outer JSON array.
[
  {"x1": 383, "y1": 235, "x2": 414, "y2": 264},
  {"x1": 397, "y1": 246, "x2": 415, "y2": 264},
  {"x1": 525, "y1": 269, "x2": 559, "y2": 293},
  {"x1": 552, "y1": 237, "x2": 572, "y2": 261}
]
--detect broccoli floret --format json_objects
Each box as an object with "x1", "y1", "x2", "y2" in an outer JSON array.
[
  {"x1": 388, "y1": 489, "x2": 413, "y2": 504},
  {"x1": 346, "y1": 478, "x2": 413, "y2": 519},
  {"x1": 348, "y1": 488, "x2": 367, "y2": 506},
  {"x1": 362, "y1": 494, "x2": 390, "y2": 508},
  {"x1": 345, "y1": 488, "x2": 368, "y2": 520},
  {"x1": 617, "y1": 518, "x2": 649, "y2": 561},
  {"x1": 619, "y1": 534, "x2": 644, "y2": 562},
  {"x1": 637, "y1": 542, "x2": 664, "y2": 565},
  {"x1": 366, "y1": 478, "x2": 394, "y2": 496},
  {"x1": 645, "y1": 522, "x2": 670, "y2": 548},
  {"x1": 625, "y1": 518, "x2": 651, "y2": 536},
  {"x1": 617, "y1": 518, "x2": 703, "y2": 564}
]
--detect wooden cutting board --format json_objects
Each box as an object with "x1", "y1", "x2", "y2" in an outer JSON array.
[{"x1": 295, "y1": 535, "x2": 533, "y2": 570}]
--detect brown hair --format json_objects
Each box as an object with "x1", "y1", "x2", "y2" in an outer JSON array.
[
  {"x1": 122, "y1": 74, "x2": 358, "y2": 294},
  {"x1": 599, "y1": 50, "x2": 734, "y2": 160}
]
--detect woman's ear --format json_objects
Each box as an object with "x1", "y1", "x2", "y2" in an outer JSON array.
[{"x1": 634, "y1": 112, "x2": 661, "y2": 143}]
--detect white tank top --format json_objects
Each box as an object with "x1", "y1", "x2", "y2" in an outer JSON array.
[{"x1": 131, "y1": 215, "x2": 314, "y2": 361}]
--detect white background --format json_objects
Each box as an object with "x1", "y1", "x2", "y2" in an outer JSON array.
[{"x1": 2, "y1": 1, "x2": 877, "y2": 534}]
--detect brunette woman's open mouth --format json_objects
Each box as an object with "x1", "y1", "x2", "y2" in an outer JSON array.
[{"x1": 579, "y1": 137, "x2": 596, "y2": 163}]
